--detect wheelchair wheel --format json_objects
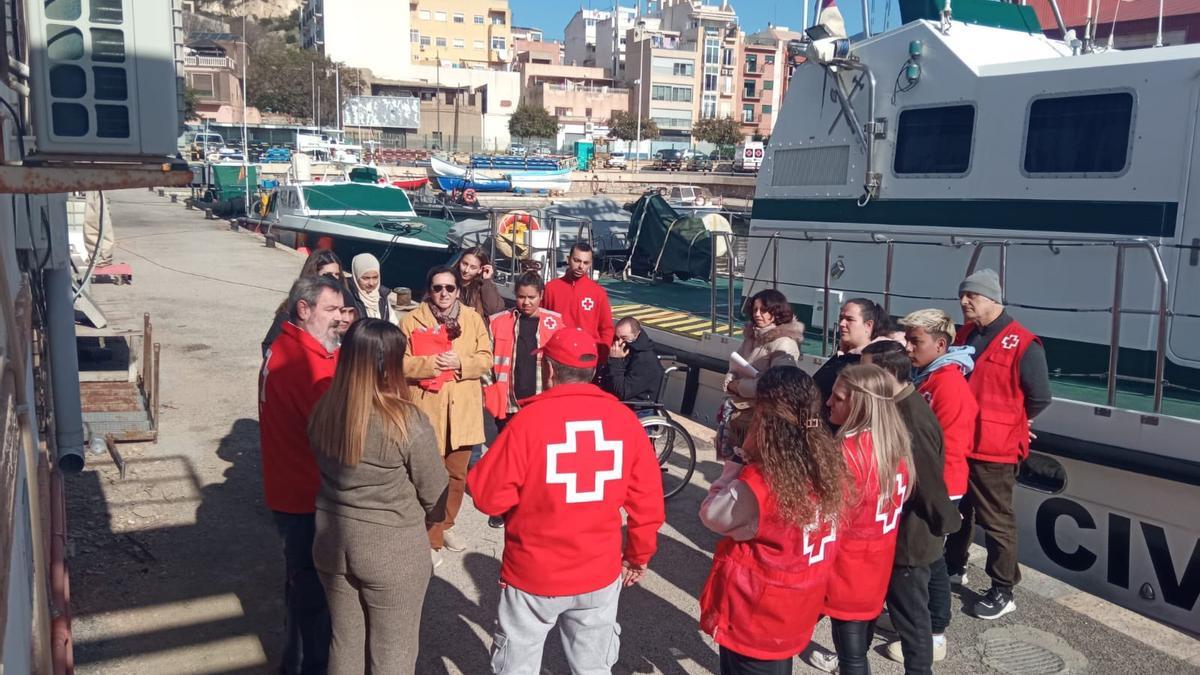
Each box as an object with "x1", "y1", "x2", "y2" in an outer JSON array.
[{"x1": 640, "y1": 415, "x2": 696, "y2": 499}]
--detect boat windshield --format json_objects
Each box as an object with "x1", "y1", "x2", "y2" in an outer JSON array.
[{"x1": 302, "y1": 183, "x2": 415, "y2": 215}]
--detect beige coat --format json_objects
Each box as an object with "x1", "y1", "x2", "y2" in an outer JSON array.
[
  {"x1": 400, "y1": 302, "x2": 493, "y2": 452},
  {"x1": 724, "y1": 319, "x2": 805, "y2": 405}
]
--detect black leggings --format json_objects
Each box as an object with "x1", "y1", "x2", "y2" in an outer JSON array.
[
  {"x1": 831, "y1": 618, "x2": 876, "y2": 675},
  {"x1": 719, "y1": 646, "x2": 791, "y2": 675}
]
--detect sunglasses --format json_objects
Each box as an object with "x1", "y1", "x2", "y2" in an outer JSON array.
[{"x1": 431, "y1": 284, "x2": 457, "y2": 293}]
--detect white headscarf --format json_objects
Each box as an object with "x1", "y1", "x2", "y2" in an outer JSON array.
[{"x1": 351, "y1": 253, "x2": 382, "y2": 319}]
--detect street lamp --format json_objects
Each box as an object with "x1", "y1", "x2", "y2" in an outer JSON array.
[
  {"x1": 238, "y1": 15, "x2": 250, "y2": 218},
  {"x1": 633, "y1": 20, "x2": 646, "y2": 171}
]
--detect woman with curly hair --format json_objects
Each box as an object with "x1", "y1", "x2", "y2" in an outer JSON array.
[
  {"x1": 823, "y1": 363, "x2": 914, "y2": 675},
  {"x1": 699, "y1": 366, "x2": 848, "y2": 674}
]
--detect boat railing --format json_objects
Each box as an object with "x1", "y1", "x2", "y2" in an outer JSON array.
[{"x1": 732, "y1": 229, "x2": 1173, "y2": 413}]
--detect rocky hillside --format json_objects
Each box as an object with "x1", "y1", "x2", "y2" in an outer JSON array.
[{"x1": 191, "y1": 0, "x2": 302, "y2": 20}]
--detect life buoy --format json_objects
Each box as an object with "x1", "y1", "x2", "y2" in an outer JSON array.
[
  {"x1": 695, "y1": 196, "x2": 707, "y2": 206},
  {"x1": 462, "y1": 188, "x2": 478, "y2": 205},
  {"x1": 495, "y1": 210, "x2": 541, "y2": 259}
]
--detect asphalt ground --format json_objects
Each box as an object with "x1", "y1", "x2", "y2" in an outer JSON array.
[{"x1": 67, "y1": 189, "x2": 1199, "y2": 674}]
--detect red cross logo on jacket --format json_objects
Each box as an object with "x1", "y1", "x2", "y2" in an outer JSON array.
[
  {"x1": 543, "y1": 316, "x2": 558, "y2": 330},
  {"x1": 803, "y1": 523, "x2": 837, "y2": 564},
  {"x1": 875, "y1": 472, "x2": 908, "y2": 534},
  {"x1": 546, "y1": 420, "x2": 623, "y2": 503},
  {"x1": 581, "y1": 297, "x2": 595, "y2": 311},
  {"x1": 1001, "y1": 334, "x2": 1021, "y2": 350}
]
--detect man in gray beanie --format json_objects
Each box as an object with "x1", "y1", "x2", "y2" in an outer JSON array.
[{"x1": 944, "y1": 268, "x2": 1050, "y2": 621}]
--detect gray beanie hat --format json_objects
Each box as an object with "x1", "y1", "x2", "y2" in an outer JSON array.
[{"x1": 959, "y1": 268, "x2": 1002, "y2": 303}]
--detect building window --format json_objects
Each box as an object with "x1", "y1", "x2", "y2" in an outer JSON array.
[
  {"x1": 491, "y1": 12, "x2": 507, "y2": 25},
  {"x1": 722, "y1": 48, "x2": 734, "y2": 66},
  {"x1": 894, "y1": 104, "x2": 975, "y2": 175},
  {"x1": 704, "y1": 37, "x2": 719, "y2": 65},
  {"x1": 585, "y1": 18, "x2": 596, "y2": 26},
  {"x1": 189, "y1": 72, "x2": 214, "y2": 97},
  {"x1": 453, "y1": 38, "x2": 465, "y2": 48},
  {"x1": 701, "y1": 94, "x2": 717, "y2": 119},
  {"x1": 555, "y1": 107, "x2": 571, "y2": 116},
  {"x1": 674, "y1": 62, "x2": 693, "y2": 76},
  {"x1": 764, "y1": 80, "x2": 774, "y2": 90},
  {"x1": 411, "y1": 30, "x2": 420, "y2": 43},
  {"x1": 1024, "y1": 92, "x2": 1133, "y2": 175},
  {"x1": 435, "y1": 10, "x2": 446, "y2": 21},
  {"x1": 651, "y1": 84, "x2": 693, "y2": 102},
  {"x1": 474, "y1": 40, "x2": 485, "y2": 49},
  {"x1": 742, "y1": 103, "x2": 754, "y2": 123},
  {"x1": 745, "y1": 54, "x2": 757, "y2": 72},
  {"x1": 419, "y1": 9, "x2": 431, "y2": 19},
  {"x1": 765, "y1": 54, "x2": 775, "y2": 64},
  {"x1": 453, "y1": 12, "x2": 464, "y2": 23},
  {"x1": 762, "y1": 104, "x2": 772, "y2": 114},
  {"x1": 474, "y1": 14, "x2": 484, "y2": 24},
  {"x1": 743, "y1": 81, "x2": 756, "y2": 98},
  {"x1": 420, "y1": 36, "x2": 431, "y2": 47},
  {"x1": 703, "y1": 66, "x2": 717, "y2": 92},
  {"x1": 492, "y1": 37, "x2": 505, "y2": 50},
  {"x1": 436, "y1": 37, "x2": 447, "y2": 47}
]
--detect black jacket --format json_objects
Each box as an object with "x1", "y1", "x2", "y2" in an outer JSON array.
[
  {"x1": 606, "y1": 332, "x2": 664, "y2": 402},
  {"x1": 893, "y1": 385, "x2": 962, "y2": 567}
]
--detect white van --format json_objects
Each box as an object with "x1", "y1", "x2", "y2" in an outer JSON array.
[{"x1": 734, "y1": 141, "x2": 765, "y2": 173}]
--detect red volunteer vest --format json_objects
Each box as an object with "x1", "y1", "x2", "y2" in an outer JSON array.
[
  {"x1": 484, "y1": 308, "x2": 563, "y2": 419},
  {"x1": 954, "y1": 320, "x2": 1038, "y2": 464},
  {"x1": 824, "y1": 431, "x2": 909, "y2": 621},
  {"x1": 918, "y1": 365, "x2": 978, "y2": 498},
  {"x1": 699, "y1": 465, "x2": 837, "y2": 660}
]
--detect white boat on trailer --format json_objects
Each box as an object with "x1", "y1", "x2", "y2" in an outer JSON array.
[{"x1": 479, "y1": 1, "x2": 1200, "y2": 635}]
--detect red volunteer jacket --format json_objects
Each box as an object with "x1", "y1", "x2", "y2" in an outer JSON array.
[
  {"x1": 259, "y1": 322, "x2": 338, "y2": 513},
  {"x1": 918, "y1": 365, "x2": 978, "y2": 498},
  {"x1": 543, "y1": 275, "x2": 615, "y2": 355},
  {"x1": 955, "y1": 321, "x2": 1039, "y2": 464},
  {"x1": 700, "y1": 465, "x2": 837, "y2": 660},
  {"x1": 824, "y1": 431, "x2": 909, "y2": 621},
  {"x1": 484, "y1": 307, "x2": 563, "y2": 419},
  {"x1": 467, "y1": 383, "x2": 665, "y2": 596}
]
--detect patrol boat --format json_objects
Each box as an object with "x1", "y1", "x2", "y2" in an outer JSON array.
[{"x1": 488, "y1": 0, "x2": 1200, "y2": 634}]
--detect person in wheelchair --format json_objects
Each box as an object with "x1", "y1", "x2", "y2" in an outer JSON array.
[{"x1": 605, "y1": 317, "x2": 665, "y2": 413}]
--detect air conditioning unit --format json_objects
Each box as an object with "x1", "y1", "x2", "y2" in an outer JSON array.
[{"x1": 26, "y1": 0, "x2": 183, "y2": 158}]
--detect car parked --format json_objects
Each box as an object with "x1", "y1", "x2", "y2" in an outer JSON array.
[
  {"x1": 654, "y1": 149, "x2": 684, "y2": 171},
  {"x1": 607, "y1": 152, "x2": 628, "y2": 169},
  {"x1": 686, "y1": 152, "x2": 714, "y2": 172}
]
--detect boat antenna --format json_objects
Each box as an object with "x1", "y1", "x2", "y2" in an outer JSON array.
[
  {"x1": 1106, "y1": 0, "x2": 1130, "y2": 50},
  {"x1": 1154, "y1": 0, "x2": 1164, "y2": 46}
]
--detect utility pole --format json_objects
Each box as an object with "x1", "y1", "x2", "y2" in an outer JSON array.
[
  {"x1": 633, "y1": 18, "x2": 645, "y2": 170},
  {"x1": 311, "y1": 61, "x2": 316, "y2": 126},
  {"x1": 334, "y1": 66, "x2": 341, "y2": 130},
  {"x1": 241, "y1": 14, "x2": 250, "y2": 218}
]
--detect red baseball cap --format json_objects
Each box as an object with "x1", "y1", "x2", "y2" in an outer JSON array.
[{"x1": 534, "y1": 328, "x2": 598, "y2": 368}]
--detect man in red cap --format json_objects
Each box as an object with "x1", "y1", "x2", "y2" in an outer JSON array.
[{"x1": 468, "y1": 328, "x2": 666, "y2": 675}]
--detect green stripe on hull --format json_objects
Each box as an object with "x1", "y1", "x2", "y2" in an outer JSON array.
[{"x1": 750, "y1": 198, "x2": 1179, "y2": 238}]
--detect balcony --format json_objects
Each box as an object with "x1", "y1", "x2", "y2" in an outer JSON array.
[
  {"x1": 545, "y1": 83, "x2": 628, "y2": 94},
  {"x1": 185, "y1": 55, "x2": 236, "y2": 70},
  {"x1": 742, "y1": 89, "x2": 761, "y2": 100}
]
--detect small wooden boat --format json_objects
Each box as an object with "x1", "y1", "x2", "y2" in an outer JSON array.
[{"x1": 391, "y1": 177, "x2": 430, "y2": 190}]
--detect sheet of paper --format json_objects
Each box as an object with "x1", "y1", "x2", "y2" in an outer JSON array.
[{"x1": 730, "y1": 352, "x2": 759, "y2": 378}]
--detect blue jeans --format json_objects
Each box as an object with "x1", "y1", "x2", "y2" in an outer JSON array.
[{"x1": 273, "y1": 511, "x2": 331, "y2": 675}]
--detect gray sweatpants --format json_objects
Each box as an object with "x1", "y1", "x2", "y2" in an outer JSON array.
[{"x1": 489, "y1": 576, "x2": 622, "y2": 675}]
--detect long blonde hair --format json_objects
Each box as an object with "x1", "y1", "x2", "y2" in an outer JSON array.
[
  {"x1": 833, "y1": 363, "x2": 913, "y2": 504},
  {"x1": 309, "y1": 319, "x2": 415, "y2": 466}
]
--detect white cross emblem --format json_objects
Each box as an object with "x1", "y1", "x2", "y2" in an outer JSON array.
[
  {"x1": 581, "y1": 297, "x2": 595, "y2": 311},
  {"x1": 875, "y1": 472, "x2": 907, "y2": 534},
  {"x1": 921, "y1": 390, "x2": 933, "y2": 404},
  {"x1": 803, "y1": 523, "x2": 837, "y2": 564},
  {"x1": 543, "y1": 316, "x2": 558, "y2": 330},
  {"x1": 1001, "y1": 334, "x2": 1021, "y2": 350},
  {"x1": 546, "y1": 420, "x2": 623, "y2": 504}
]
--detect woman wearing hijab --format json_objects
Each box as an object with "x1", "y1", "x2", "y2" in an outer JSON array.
[
  {"x1": 399, "y1": 266, "x2": 492, "y2": 566},
  {"x1": 347, "y1": 253, "x2": 396, "y2": 325}
]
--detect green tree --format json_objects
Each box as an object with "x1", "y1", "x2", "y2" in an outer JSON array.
[
  {"x1": 606, "y1": 110, "x2": 659, "y2": 141},
  {"x1": 508, "y1": 104, "x2": 560, "y2": 140},
  {"x1": 245, "y1": 35, "x2": 350, "y2": 124},
  {"x1": 183, "y1": 86, "x2": 199, "y2": 120},
  {"x1": 692, "y1": 116, "x2": 743, "y2": 147}
]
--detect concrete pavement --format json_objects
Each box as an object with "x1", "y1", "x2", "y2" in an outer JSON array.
[{"x1": 66, "y1": 189, "x2": 1198, "y2": 674}]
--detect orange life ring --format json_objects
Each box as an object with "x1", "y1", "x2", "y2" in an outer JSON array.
[
  {"x1": 497, "y1": 210, "x2": 541, "y2": 237},
  {"x1": 462, "y1": 188, "x2": 478, "y2": 205}
]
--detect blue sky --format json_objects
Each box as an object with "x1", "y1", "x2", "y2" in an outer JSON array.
[{"x1": 513, "y1": 0, "x2": 887, "y2": 41}]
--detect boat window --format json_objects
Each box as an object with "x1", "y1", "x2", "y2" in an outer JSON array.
[
  {"x1": 893, "y1": 104, "x2": 975, "y2": 175},
  {"x1": 1023, "y1": 92, "x2": 1133, "y2": 175}
]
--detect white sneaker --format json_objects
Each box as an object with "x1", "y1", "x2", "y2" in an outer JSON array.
[
  {"x1": 431, "y1": 549, "x2": 444, "y2": 570},
  {"x1": 949, "y1": 569, "x2": 968, "y2": 586},
  {"x1": 442, "y1": 530, "x2": 468, "y2": 552},
  {"x1": 803, "y1": 643, "x2": 839, "y2": 673},
  {"x1": 885, "y1": 635, "x2": 947, "y2": 663}
]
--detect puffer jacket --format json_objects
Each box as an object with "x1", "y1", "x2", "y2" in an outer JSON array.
[{"x1": 724, "y1": 319, "x2": 805, "y2": 405}]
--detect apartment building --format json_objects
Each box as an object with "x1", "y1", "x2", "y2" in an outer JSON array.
[
  {"x1": 564, "y1": 8, "x2": 611, "y2": 66},
  {"x1": 515, "y1": 39, "x2": 564, "y2": 65},
  {"x1": 512, "y1": 26, "x2": 544, "y2": 41},
  {"x1": 300, "y1": 0, "x2": 412, "y2": 81},
  {"x1": 594, "y1": 5, "x2": 639, "y2": 78},
  {"x1": 183, "y1": 36, "x2": 262, "y2": 124},
  {"x1": 738, "y1": 26, "x2": 804, "y2": 138},
  {"x1": 410, "y1": 0, "x2": 513, "y2": 68},
  {"x1": 519, "y1": 62, "x2": 629, "y2": 147}
]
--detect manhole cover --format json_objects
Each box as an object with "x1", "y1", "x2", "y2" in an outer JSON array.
[{"x1": 979, "y1": 626, "x2": 1088, "y2": 675}]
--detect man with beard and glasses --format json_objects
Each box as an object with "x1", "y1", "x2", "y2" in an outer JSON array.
[{"x1": 259, "y1": 274, "x2": 344, "y2": 674}]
